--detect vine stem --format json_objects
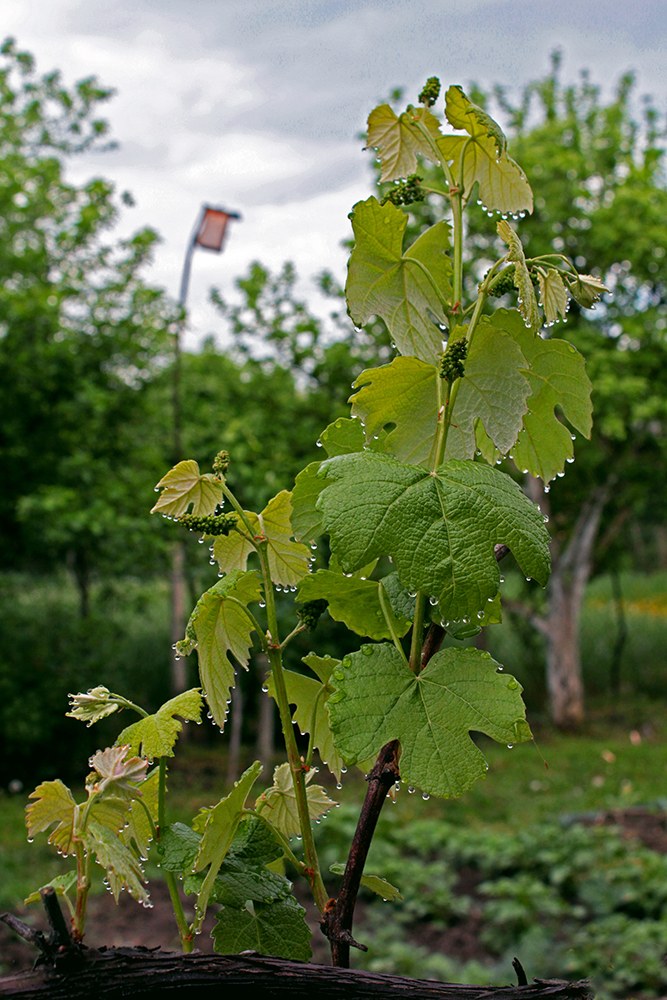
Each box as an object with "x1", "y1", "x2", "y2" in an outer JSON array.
[
  {"x1": 156, "y1": 757, "x2": 192, "y2": 953},
  {"x1": 256, "y1": 542, "x2": 329, "y2": 914}
]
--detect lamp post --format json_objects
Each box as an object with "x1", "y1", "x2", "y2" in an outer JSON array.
[{"x1": 171, "y1": 204, "x2": 241, "y2": 695}]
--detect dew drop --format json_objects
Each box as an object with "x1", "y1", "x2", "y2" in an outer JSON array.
[
  {"x1": 340, "y1": 766, "x2": 347, "y2": 774},
  {"x1": 261, "y1": 684, "x2": 269, "y2": 693},
  {"x1": 259, "y1": 600, "x2": 266, "y2": 609},
  {"x1": 408, "y1": 786, "x2": 415, "y2": 794},
  {"x1": 27, "y1": 837, "x2": 33, "y2": 844},
  {"x1": 566, "y1": 457, "x2": 575, "y2": 464},
  {"x1": 507, "y1": 744, "x2": 513, "y2": 749},
  {"x1": 316, "y1": 440, "x2": 323, "y2": 448},
  {"x1": 336, "y1": 782, "x2": 342, "y2": 790},
  {"x1": 422, "y1": 792, "x2": 430, "y2": 800},
  {"x1": 499, "y1": 576, "x2": 505, "y2": 584},
  {"x1": 477, "y1": 611, "x2": 484, "y2": 619},
  {"x1": 557, "y1": 471, "x2": 565, "y2": 478},
  {"x1": 310, "y1": 542, "x2": 317, "y2": 550},
  {"x1": 429, "y1": 596, "x2": 438, "y2": 606},
  {"x1": 544, "y1": 484, "x2": 551, "y2": 493}
]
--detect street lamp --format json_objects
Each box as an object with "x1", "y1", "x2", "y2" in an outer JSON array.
[{"x1": 171, "y1": 203, "x2": 241, "y2": 696}]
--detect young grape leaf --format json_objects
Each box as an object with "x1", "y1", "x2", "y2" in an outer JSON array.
[
  {"x1": 151, "y1": 460, "x2": 222, "y2": 518},
  {"x1": 86, "y1": 818, "x2": 149, "y2": 904},
  {"x1": 537, "y1": 268, "x2": 569, "y2": 325},
  {"x1": 564, "y1": 272, "x2": 607, "y2": 308},
  {"x1": 366, "y1": 103, "x2": 443, "y2": 182},
  {"x1": 490, "y1": 309, "x2": 593, "y2": 481},
  {"x1": 440, "y1": 87, "x2": 533, "y2": 215},
  {"x1": 329, "y1": 863, "x2": 402, "y2": 901},
  {"x1": 116, "y1": 689, "x2": 203, "y2": 760},
  {"x1": 26, "y1": 780, "x2": 77, "y2": 855},
  {"x1": 66, "y1": 686, "x2": 122, "y2": 724},
  {"x1": 267, "y1": 656, "x2": 344, "y2": 780},
  {"x1": 212, "y1": 896, "x2": 312, "y2": 961},
  {"x1": 317, "y1": 451, "x2": 549, "y2": 622},
  {"x1": 319, "y1": 416, "x2": 366, "y2": 456},
  {"x1": 497, "y1": 220, "x2": 540, "y2": 332},
  {"x1": 291, "y1": 462, "x2": 325, "y2": 542},
  {"x1": 213, "y1": 491, "x2": 310, "y2": 588},
  {"x1": 86, "y1": 746, "x2": 148, "y2": 797},
  {"x1": 346, "y1": 197, "x2": 452, "y2": 364},
  {"x1": 181, "y1": 570, "x2": 262, "y2": 730},
  {"x1": 256, "y1": 762, "x2": 336, "y2": 840},
  {"x1": 193, "y1": 762, "x2": 263, "y2": 924},
  {"x1": 195, "y1": 761, "x2": 263, "y2": 873},
  {"x1": 328, "y1": 644, "x2": 530, "y2": 798},
  {"x1": 297, "y1": 570, "x2": 411, "y2": 641},
  {"x1": 24, "y1": 871, "x2": 77, "y2": 908}
]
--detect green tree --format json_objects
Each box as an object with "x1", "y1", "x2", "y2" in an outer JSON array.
[{"x1": 0, "y1": 38, "x2": 179, "y2": 613}]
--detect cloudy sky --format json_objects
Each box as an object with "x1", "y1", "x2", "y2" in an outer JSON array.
[{"x1": 5, "y1": 0, "x2": 666, "y2": 347}]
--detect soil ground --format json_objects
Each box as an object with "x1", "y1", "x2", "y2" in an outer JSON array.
[{"x1": 2, "y1": 807, "x2": 666, "y2": 977}]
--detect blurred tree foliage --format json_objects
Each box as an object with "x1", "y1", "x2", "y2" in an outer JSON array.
[{"x1": 0, "y1": 38, "x2": 180, "y2": 613}]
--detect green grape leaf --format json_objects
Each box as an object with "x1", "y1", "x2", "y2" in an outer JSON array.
[
  {"x1": 120, "y1": 766, "x2": 159, "y2": 861},
  {"x1": 329, "y1": 863, "x2": 402, "y2": 901},
  {"x1": 301, "y1": 651, "x2": 339, "y2": 686},
  {"x1": 320, "y1": 417, "x2": 366, "y2": 457},
  {"x1": 212, "y1": 896, "x2": 312, "y2": 961},
  {"x1": 497, "y1": 220, "x2": 540, "y2": 332},
  {"x1": 209, "y1": 858, "x2": 291, "y2": 907},
  {"x1": 297, "y1": 570, "x2": 411, "y2": 641},
  {"x1": 229, "y1": 816, "x2": 284, "y2": 866},
  {"x1": 350, "y1": 324, "x2": 529, "y2": 466},
  {"x1": 213, "y1": 491, "x2": 310, "y2": 587},
  {"x1": 116, "y1": 689, "x2": 202, "y2": 761},
  {"x1": 537, "y1": 268, "x2": 569, "y2": 325},
  {"x1": 440, "y1": 87, "x2": 533, "y2": 215},
  {"x1": 291, "y1": 462, "x2": 324, "y2": 542},
  {"x1": 267, "y1": 658, "x2": 344, "y2": 780},
  {"x1": 159, "y1": 822, "x2": 201, "y2": 873},
  {"x1": 151, "y1": 460, "x2": 222, "y2": 518},
  {"x1": 66, "y1": 686, "x2": 121, "y2": 724},
  {"x1": 366, "y1": 103, "x2": 443, "y2": 182},
  {"x1": 351, "y1": 357, "x2": 440, "y2": 467},
  {"x1": 26, "y1": 780, "x2": 76, "y2": 855},
  {"x1": 181, "y1": 570, "x2": 262, "y2": 730},
  {"x1": 318, "y1": 451, "x2": 550, "y2": 622},
  {"x1": 346, "y1": 197, "x2": 452, "y2": 364},
  {"x1": 444, "y1": 85, "x2": 506, "y2": 155},
  {"x1": 329, "y1": 644, "x2": 530, "y2": 798},
  {"x1": 193, "y1": 762, "x2": 263, "y2": 924},
  {"x1": 195, "y1": 762, "x2": 263, "y2": 873},
  {"x1": 24, "y1": 871, "x2": 77, "y2": 908},
  {"x1": 256, "y1": 763, "x2": 336, "y2": 840},
  {"x1": 86, "y1": 818, "x2": 149, "y2": 905},
  {"x1": 490, "y1": 309, "x2": 593, "y2": 481},
  {"x1": 564, "y1": 272, "x2": 607, "y2": 308},
  {"x1": 444, "y1": 320, "x2": 531, "y2": 460}
]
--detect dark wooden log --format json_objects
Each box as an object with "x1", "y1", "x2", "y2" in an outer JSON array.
[{"x1": 0, "y1": 948, "x2": 593, "y2": 1000}]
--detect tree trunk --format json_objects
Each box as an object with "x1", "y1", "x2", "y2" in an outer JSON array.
[
  {"x1": 511, "y1": 480, "x2": 611, "y2": 728},
  {"x1": 542, "y1": 488, "x2": 609, "y2": 727},
  {"x1": 0, "y1": 948, "x2": 593, "y2": 1000}
]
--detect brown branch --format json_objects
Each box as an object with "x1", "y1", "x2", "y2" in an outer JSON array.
[
  {"x1": 322, "y1": 740, "x2": 401, "y2": 967},
  {"x1": 0, "y1": 948, "x2": 594, "y2": 999}
]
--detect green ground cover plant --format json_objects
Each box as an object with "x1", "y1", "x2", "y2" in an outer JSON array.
[{"x1": 18, "y1": 76, "x2": 605, "y2": 970}]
